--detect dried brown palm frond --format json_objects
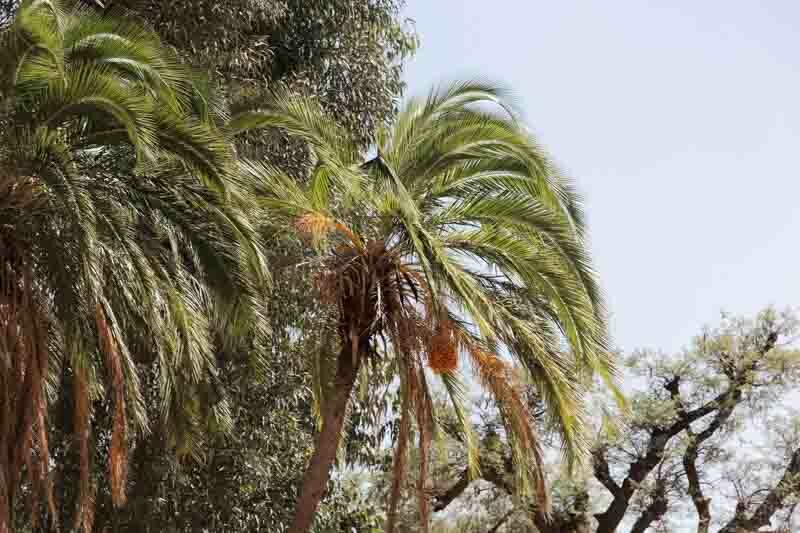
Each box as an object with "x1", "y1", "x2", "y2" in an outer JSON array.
[
  {"x1": 95, "y1": 303, "x2": 128, "y2": 508},
  {"x1": 295, "y1": 212, "x2": 358, "y2": 246},
  {"x1": 73, "y1": 366, "x2": 94, "y2": 533},
  {"x1": 0, "y1": 251, "x2": 54, "y2": 533},
  {"x1": 34, "y1": 403, "x2": 57, "y2": 529},
  {"x1": 468, "y1": 345, "x2": 549, "y2": 509},
  {"x1": 0, "y1": 175, "x2": 44, "y2": 212},
  {"x1": 24, "y1": 297, "x2": 56, "y2": 530},
  {"x1": 385, "y1": 370, "x2": 412, "y2": 533},
  {"x1": 385, "y1": 351, "x2": 436, "y2": 533},
  {"x1": 412, "y1": 357, "x2": 434, "y2": 532},
  {"x1": 314, "y1": 238, "x2": 421, "y2": 344}
]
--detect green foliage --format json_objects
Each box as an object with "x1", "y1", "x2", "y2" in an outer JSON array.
[
  {"x1": 0, "y1": 0, "x2": 269, "y2": 529},
  {"x1": 0, "y1": 1, "x2": 628, "y2": 531},
  {"x1": 3, "y1": 0, "x2": 417, "y2": 530},
  {"x1": 103, "y1": 0, "x2": 417, "y2": 145}
]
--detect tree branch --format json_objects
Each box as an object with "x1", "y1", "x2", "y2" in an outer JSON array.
[
  {"x1": 434, "y1": 460, "x2": 558, "y2": 533},
  {"x1": 682, "y1": 401, "x2": 736, "y2": 533},
  {"x1": 629, "y1": 484, "x2": 668, "y2": 533},
  {"x1": 487, "y1": 509, "x2": 516, "y2": 533},
  {"x1": 592, "y1": 446, "x2": 622, "y2": 497},
  {"x1": 719, "y1": 447, "x2": 800, "y2": 533},
  {"x1": 683, "y1": 438, "x2": 712, "y2": 533},
  {"x1": 432, "y1": 469, "x2": 471, "y2": 512},
  {"x1": 595, "y1": 331, "x2": 778, "y2": 533}
]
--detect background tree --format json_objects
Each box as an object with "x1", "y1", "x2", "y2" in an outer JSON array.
[
  {"x1": 593, "y1": 309, "x2": 800, "y2": 533},
  {"x1": 0, "y1": 0, "x2": 15, "y2": 28},
  {"x1": 93, "y1": 0, "x2": 417, "y2": 146},
  {"x1": 426, "y1": 309, "x2": 800, "y2": 533}
]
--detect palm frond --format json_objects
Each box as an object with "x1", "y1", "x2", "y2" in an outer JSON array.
[{"x1": 0, "y1": 1, "x2": 268, "y2": 528}]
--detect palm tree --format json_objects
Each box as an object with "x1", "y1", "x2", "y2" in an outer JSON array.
[
  {"x1": 241, "y1": 83, "x2": 618, "y2": 533},
  {"x1": 0, "y1": 1, "x2": 265, "y2": 530}
]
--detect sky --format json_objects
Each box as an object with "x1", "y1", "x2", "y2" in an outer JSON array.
[{"x1": 401, "y1": 0, "x2": 800, "y2": 353}]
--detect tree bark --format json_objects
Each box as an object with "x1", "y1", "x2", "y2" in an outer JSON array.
[
  {"x1": 594, "y1": 331, "x2": 778, "y2": 533},
  {"x1": 288, "y1": 342, "x2": 362, "y2": 533},
  {"x1": 629, "y1": 486, "x2": 667, "y2": 533},
  {"x1": 718, "y1": 447, "x2": 800, "y2": 533}
]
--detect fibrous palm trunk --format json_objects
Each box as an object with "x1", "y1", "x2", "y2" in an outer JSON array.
[{"x1": 288, "y1": 338, "x2": 363, "y2": 533}]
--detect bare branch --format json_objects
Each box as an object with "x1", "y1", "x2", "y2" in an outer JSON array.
[
  {"x1": 683, "y1": 433, "x2": 712, "y2": 533},
  {"x1": 683, "y1": 400, "x2": 737, "y2": 533},
  {"x1": 432, "y1": 469, "x2": 471, "y2": 512}
]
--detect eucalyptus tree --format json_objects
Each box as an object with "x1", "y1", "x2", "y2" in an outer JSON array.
[
  {"x1": 97, "y1": 0, "x2": 417, "y2": 145},
  {"x1": 0, "y1": 1, "x2": 265, "y2": 530},
  {"x1": 243, "y1": 82, "x2": 617, "y2": 532}
]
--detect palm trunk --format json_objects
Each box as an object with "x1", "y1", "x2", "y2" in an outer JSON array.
[{"x1": 289, "y1": 342, "x2": 362, "y2": 533}]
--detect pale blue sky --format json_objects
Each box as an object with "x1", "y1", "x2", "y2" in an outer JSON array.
[{"x1": 401, "y1": 0, "x2": 800, "y2": 353}]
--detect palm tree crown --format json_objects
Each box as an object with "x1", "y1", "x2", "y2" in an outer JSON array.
[
  {"x1": 245, "y1": 82, "x2": 617, "y2": 532},
  {"x1": 0, "y1": 1, "x2": 265, "y2": 530}
]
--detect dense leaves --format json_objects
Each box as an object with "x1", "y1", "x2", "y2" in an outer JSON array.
[
  {"x1": 98, "y1": 0, "x2": 417, "y2": 145},
  {"x1": 0, "y1": 0, "x2": 419, "y2": 531}
]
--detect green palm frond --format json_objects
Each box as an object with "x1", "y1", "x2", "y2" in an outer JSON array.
[{"x1": 0, "y1": 0, "x2": 268, "y2": 527}]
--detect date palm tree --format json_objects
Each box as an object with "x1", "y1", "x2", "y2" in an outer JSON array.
[
  {"x1": 240, "y1": 82, "x2": 618, "y2": 532},
  {"x1": 0, "y1": 1, "x2": 265, "y2": 530}
]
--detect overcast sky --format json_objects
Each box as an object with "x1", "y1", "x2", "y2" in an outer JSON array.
[{"x1": 401, "y1": 0, "x2": 800, "y2": 353}]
